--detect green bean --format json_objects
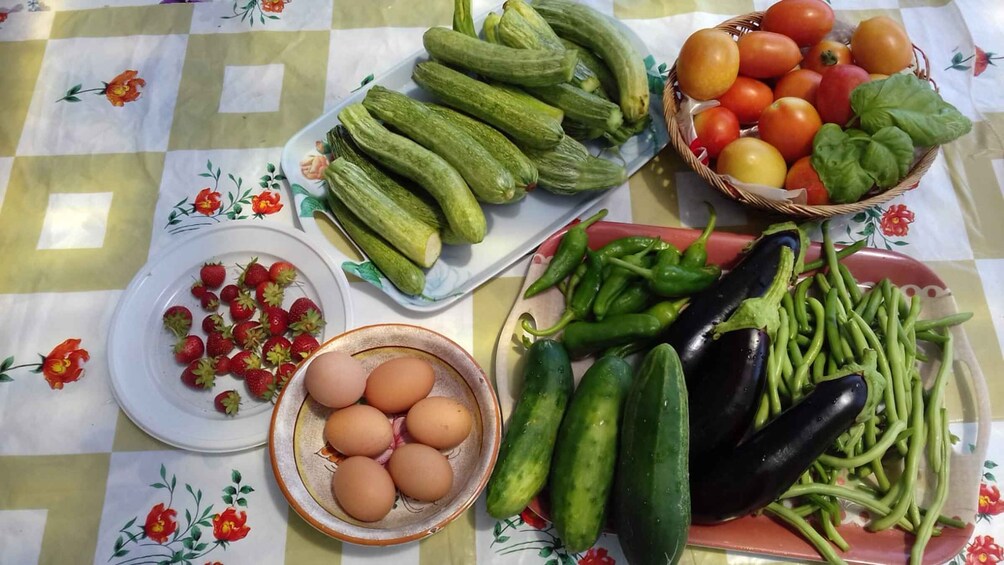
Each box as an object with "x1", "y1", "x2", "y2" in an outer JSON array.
[
  {"x1": 842, "y1": 317, "x2": 868, "y2": 361},
  {"x1": 802, "y1": 238, "x2": 866, "y2": 272},
  {"x1": 794, "y1": 277, "x2": 813, "y2": 332},
  {"x1": 754, "y1": 393, "x2": 770, "y2": 430},
  {"x1": 813, "y1": 351, "x2": 826, "y2": 381},
  {"x1": 788, "y1": 339, "x2": 804, "y2": 368},
  {"x1": 853, "y1": 286, "x2": 875, "y2": 317},
  {"x1": 839, "y1": 263, "x2": 862, "y2": 305},
  {"x1": 870, "y1": 376, "x2": 926, "y2": 532},
  {"x1": 909, "y1": 501, "x2": 922, "y2": 530},
  {"x1": 917, "y1": 330, "x2": 950, "y2": 344},
  {"x1": 886, "y1": 291, "x2": 910, "y2": 431},
  {"x1": 850, "y1": 311, "x2": 900, "y2": 426},
  {"x1": 819, "y1": 420, "x2": 908, "y2": 468},
  {"x1": 910, "y1": 410, "x2": 951, "y2": 565},
  {"x1": 915, "y1": 312, "x2": 973, "y2": 333},
  {"x1": 825, "y1": 288, "x2": 846, "y2": 366},
  {"x1": 862, "y1": 279, "x2": 888, "y2": 326},
  {"x1": 782, "y1": 292, "x2": 798, "y2": 336},
  {"x1": 766, "y1": 503, "x2": 847, "y2": 565},
  {"x1": 795, "y1": 333, "x2": 811, "y2": 348},
  {"x1": 826, "y1": 354, "x2": 837, "y2": 375},
  {"x1": 879, "y1": 478, "x2": 902, "y2": 508},
  {"x1": 926, "y1": 331, "x2": 954, "y2": 474},
  {"x1": 815, "y1": 272, "x2": 833, "y2": 296},
  {"x1": 793, "y1": 298, "x2": 826, "y2": 396},
  {"x1": 902, "y1": 295, "x2": 922, "y2": 334},
  {"x1": 793, "y1": 503, "x2": 819, "y2": 518},
  {"x1": 767, "y1": 344, "x2": 783, "y2": 417},
  {"x1": 865, "y1": 418, "x2": 892, "y2": 491},
  {"x1": 821, "y1": 510, "x2": 851, "y2": 552},
  {"x1": 781, "y1": 484, "x2": 915, "y2": 533},
  {"x1": 822, "y1": 222, "x2": 855, "y2": 314}
]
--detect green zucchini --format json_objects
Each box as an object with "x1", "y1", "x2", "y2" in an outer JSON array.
[
  {"x1": 452, "y1": 0, "x2": 476, "y2": 38},
  {"x1": 327, "y1": 126, "x2": 466, "y2": 246},
  {"x1": 337, "y1": 103, "x2": 486, "y2": 244},
  {"x1": 413, "y1": 61, "x2": 564, "y2": 150},
  {"x1": 423, "y1": 27, "x2": 576, "y2": 87},
  {"x1": 559, "y1": 37, "x2": 619, "y2": 100},
  {"x1": 324, "y1": 190, "x2": 426, "y2": 296},
  {"x1": 562, "y1": 119, "x2": 605, "y2": 141},
  {"x1": 604, "y1": 115, "x2": 652, "y2": 147},
  {"x1": 427, "y1": 104, "x2": 537, "y2": 192},
  {"x1": 613, "y1": 344, "x2": 690, "y2": 565},
  {"x1": 323, "y1": 159, "x2": 441, "y2": 268},
  {"x1": 363, "y1": 86, "x2": 519, "y2": 204},
  {"x1": 487, "y1": 81, "x2": 565, "y2": 122},
  {"x1": 549, "y1": 355, "x2": 632, "y2": 552},
  {"x1": 486, "y1": 339, "x2": 573, "y2": 519},
  {"x1": 497, "y1": 5, "x2": 600, "y2": 92},
  {"x1": 522, "y1": 136, "x2": 626, "y2": 194},
  {"x1": 483, "y1": 12, "x2": 502, "y2": 44},
  {"x1": 525, "y1": 83, "x2": 623, "y2": 133},
  {"x1": 534, "y1": 0, "x2": 649, "y2": 122}
]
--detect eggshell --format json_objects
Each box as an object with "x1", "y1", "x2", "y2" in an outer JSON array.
[
  {"x1": 364, "y1": 357, "x2": 435, "y2": 414},
  {"x1": 332, "y1": 456, "x2": 396, "y2": 522},
  {"x1": 387, "y1": 443, "x2": 453, "y2": 502},
  {"x1": 305, "y1": 351, "x2": 368, "y2": 409},
  {"x1": 324, "y1": 404, "x2": 393, "y2": 457},
  {"x1": 406, "y1": 397, "x2": 473, "y2": 450}
]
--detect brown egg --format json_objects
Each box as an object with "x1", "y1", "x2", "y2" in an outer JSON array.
[
  {"x1": 332, "y1": 456, "x2": 396, "y2": 522},
  {"x1": 305, "y1": 351, "x2": 368, "y2": 409},
  {"x1": 387, "y1": 443, "x2": 453, "y2": 502},
  {"x1": 406, "y1": 397, "x2": 473, "y2": 450},
  {"x1": 364, "y1": 356, "x2": 435, "y2": 414},
  {"x1": 324, "y1": 404, "x2": 393, "y2": 457}
]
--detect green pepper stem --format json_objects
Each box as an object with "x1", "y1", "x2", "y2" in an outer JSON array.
[
  {"x1": 802, "y1": 239, "x2": 867, "y2": 273},
  {"x1": 681, "y1": 201, "x2": 717, "y2": 268},
  {"x1": 521, "y1": 310, "x2": 576, "y2": 337},
  {"x1": 575, "y1": 208, "x2": 608, "y2": 231},
  {"x1": 605, "y1": 256, "x2": 654, "y2": 279}
]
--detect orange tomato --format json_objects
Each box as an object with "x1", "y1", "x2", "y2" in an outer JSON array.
[
  {"x1": 716, "y1": 138, "x2": 788, "y2": 188},
  {"x1": 716, "y1": 76, "x2": 774, "y2": 125},
  {"x1": 851, "y1": 17, "x2": 914, "y2": 75},
  {"x1": 677, "y1": 29, "x2": 741, "y2": 100},
  {"x1": 758, "y1": 97, "x2": 823, "y2": 162},
  {"x1": 773, "y1": 69, "x2": 823, "y2": 106},
  {"x1": 785, "y1": 156, "x2": 830, "y2": 205},
  {"x1": 803, "y1": 40, "x2": 852, "y2": 75},
  {"x1": 761, "y1": 0, "x2": 835, "y2": 47},
  {"x1": 693, "y1": 106, "x2": 741, "y2": 159},
  {"x1": 737, "y1": 32, "x2": 803, "y2": 78}
]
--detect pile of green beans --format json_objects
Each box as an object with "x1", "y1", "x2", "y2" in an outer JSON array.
[{"x1": 758, "y1": 221, "x2": 971, "y2": 565}]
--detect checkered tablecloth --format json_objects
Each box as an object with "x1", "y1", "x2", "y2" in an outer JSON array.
[{"x1": 2, "y1": 0, "x2": 1003, "y2": 563}]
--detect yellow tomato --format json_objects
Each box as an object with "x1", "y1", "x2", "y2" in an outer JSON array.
[
  {"x1": 676, "y1": 29, "x2": 740, "y2": 100},
  {"x1": 851, "y1": 17, "x2": 914, "y2": 75},
  {"x1": 716, "y1": 138, "x2": 788, "y2": 188}
]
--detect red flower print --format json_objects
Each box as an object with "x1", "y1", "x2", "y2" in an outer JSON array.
[
  {"x1": 579, "y1": 547, "x2": 616, "y2": 565},
  {"x1": 212, "y1": 507, "x2": 250, "y2": 542},
  {"x1": 144, "y1": 503, "x2": 178, "y2": 544},
  {"x1": 879, "y1": 204, "x2": 914, "y2": 238},
  {"x1": 974, "y1": 47, "x2": 1003, "y2": 77},
  {"x1": 261, "y1": 0, "x2": 287, "y2": 13},
  {"x1": 251, "y1": 191, "x2": 282, "y2": 216},
  {"x1": 980, "y1": 483, "x2": 1004, "y2": 516},
  {"x1": 519, "y1": 507, "x2": 547, "y2": 530},
  {"x1": 968, "y1": 536, "x2": 1004, "y2": 565},
  {"x1": 0, "y1": 12, "x2": 8, "y2": 24},
  {"x1": 104, "y1": 70, "x2": 145, "y2": 107},
  {"x1": 42, "y1": 338, "x2": 89, "y2": 390},
  {"x1": 194, "y1": 188, "x2": 222, "y2": 216},
  {"x1": 205, "y1": 562, "x2": 223, "y2": 565}
]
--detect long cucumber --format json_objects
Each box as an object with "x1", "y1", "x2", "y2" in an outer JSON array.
[
  {"x1": 323, "y1": 159, "x2": 441, "y2": 268},
  {"x1": 337, "y1": 103, "x2": 486, "y2": 244},
  {"x1": 522, "y1": 136, "x2": 626, "y2": 194},
  {"x1": 363, "y1": 86, "x2": 519, "y2": 204},
  {"x1": 497, "y1": 4, "x2": 600, "y2": 92},
  {"x1": 423, "y1": 27, "x2": 576, "y2": 87},
  {"x1": 524, "y1": 83, "x2": 623, "y2": 133}
]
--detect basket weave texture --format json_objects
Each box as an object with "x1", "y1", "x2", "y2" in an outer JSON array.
[{"x1": 662, "y1": 12, "x2": 938, "y2": 219}]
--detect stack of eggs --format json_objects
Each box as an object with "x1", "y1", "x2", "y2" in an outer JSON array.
[{"x1": 304, "y1": 351, "x2": 473, "y2": 522}]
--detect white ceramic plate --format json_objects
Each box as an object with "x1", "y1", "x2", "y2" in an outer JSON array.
[
  {"x1": 280, "y1": 4, "x2": 670, "y2": 312},
  {"x1": 107, "y1": 223, "x2": 353, "y2": 453}
]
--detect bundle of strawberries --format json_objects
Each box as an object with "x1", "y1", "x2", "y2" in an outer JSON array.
[{"x1": 162, "y1": 258, "x2": 325, "y2": 416}]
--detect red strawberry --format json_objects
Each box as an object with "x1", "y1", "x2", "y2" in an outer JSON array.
[
  {"x1": 190, "y1": 280, "x2": 207, "y2": 300},
  {"x1": 239, "y1": 258, "x2": 270, "y2": 289},
  {"x1": 291, "y1": 334, "x2": 320, "y2": 362},
  {"x1": 269, "y1": 261, "x2": 297, "y2": 287},
  {"x1": 229, "y1": 291, "x2": 257, "y2": 322},
  {"x1": 288, "y1": 297, "x2": 325, "y2": 336},
  {"x1": 255, "y1": 281, "x2": 284, "y2": 308},
  {"x1": 201, "y1": 313, "x2": 227, "y2": 334},
  {"x1": 180, "y1": 360, "x2": 202, "y2": 388},
  {"x1": 207, "y1": 331, "x2": 235, "y2": 358},
  {"x1": 200, "y1": 262, "x2": 226, "y2": 289},
  {"x1": 200, "y1": 291, "x2": 220, "y2": 312},
  {"x1": 214, "y1": 390, "x2": 241, "y2": 416},
  {"x1": 245, "y1": 369, "x2": 276, "y2": 401},
  {"x1": 230, "y1": 351, "x2": 261, "y2": 379},
  {"x1": 276, "y1": 362, "x2": 297, "y2": 390},
  {"x1": 260, "y1": 306, "x2": 288, "y2": 336},
  {"x1": 220, "y1": 284, "x2": 240, "y2": 304},
  {"x1": 262, "y1": 336, "x2": 292, "y2": 366},
  {"x1": 163, "y1": 305, "x2": 193, "y2": 339},
  {"x1": 214, "y1": 355, "x2": 232, "y2": 376},
  {"x1": 182, "y1": 357, "x2": 215, "y2": 389},
  {"x1": 173, "y1": 335, "x2": 204, "y2": 364},
  {"x1": 233, "y1": 320, "x2": 265, "y2": 351}
]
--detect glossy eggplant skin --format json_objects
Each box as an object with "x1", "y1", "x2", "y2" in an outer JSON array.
[
  {"x1": 687, "y1": 328, "x2": 769, "y2": 467},
  {"x1": 690, "y1": 373, "x2": 867, "y2": 524},
  {"x1": 662, "y1": 228, "x2": 801, "y2": 378}
]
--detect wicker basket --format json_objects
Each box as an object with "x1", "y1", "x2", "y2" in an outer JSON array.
[{"x1": 663, "y1": 12, "x2": 938, "y2": 219}]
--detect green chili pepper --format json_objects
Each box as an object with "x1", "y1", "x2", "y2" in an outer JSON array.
[
  {"x1": 681, "y1": 202, "x2": 717, "y2": 268},
  {"x1": 562, "y1": 313, "x2": 663, "y2": 358},
  {"x1": 655, "y1": 246, "x2": 681, "y2": 268},
  {"x1": 524, "y1": 208, "x2": 607, "y2": 298},
  {"x1": 592, "y1": 240, "x2": 657, "y2": 319},
  {"x1": 602, "y1": 299, "x2": 686, "y2": 358},
  {"x1": 606, "y1": 256, "x2": 721, "y2": 297},
  {"x1": 522, "y1": 251, "x2": 604, "y2": 337},
  {"x1": 566, "y1": 235, "x2": 680, "y2": 291},
  {"x1": 604, "y1": 282, "x2": 654, "y2": 316}
]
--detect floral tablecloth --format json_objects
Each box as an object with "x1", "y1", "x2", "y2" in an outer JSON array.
[{"x1": 1, "y1": 0, "x2": 1003, "y2": 564}]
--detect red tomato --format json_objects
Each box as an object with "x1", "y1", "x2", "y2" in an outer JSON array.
[
  {"x1": 693, "y1": 106, "x2": 741, "y2": 159},
  {"x1": 815, "y1": 64, "x2": 871, "y2": 125},
  {"x1": 773, "y1": 69, "x2": 823, "y2": 107},
  {"x1": 716, "y1": 76, "x2": 773, "y2": 125},
  {"x1": 761, "y1": 0, "x2": 835, "y2": 47},
  {"x1": 758, "y1": 97, "x2": 823, "y2": 163},
  {"x1": 851, "y1": 16, "x2": 914, "y2": 75},
  {"x1": 677, "y1": 29, "x2": 741, "y2": 100},
  {"x1": 803, "y1": 40, "x2": 853, "y2": 75},
  {"x1": 785, "y1": 156, "x2": 830, "y2": 205},
  {"x1": 716, "y1": 138, "x2": 788, "y2": 188},
  {"x1": 737, "y1": 31, "x2": 802, "y2": 79}
]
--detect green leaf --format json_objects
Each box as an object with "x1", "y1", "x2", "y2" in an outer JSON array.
[
  {"x1": 852, "y1": 74, "x2": 973, "y2": 147},
  {"x1": 892, "y1": 240, "x2": 909, "y2": 246},
  {"x1": 496, "y1": 535, "x2": 510, "y2": 543},
  {"x1": 223, "y1": 495, "x2": 233, "y2": 505},
  {"x1": 987, "y1": 461, "x2": 999, "y2": 469},
  {"x1": 113, "y1": 549, "x2": 128, "y2": 558},
  {"x1": 198, "y1": 172, "x2": 213, "y2": 178},
  {"x1": 224, "y1": 486, "x2": 237, "y2": 495},
  {"x1": 64, "y1": 96, "x2": 81, "y2": 103},
  {"x1": 191, "y1": 526, "x2": 201, "y2": 541},
  {"x1": 151, "y1": 482, "x2": 167, "y2": 489},
  {"x1": 862, "y1": 223, "x2": 875, "y2": 236},
  {"x1": 298, "y1": 196, "x2": 325, "y2": 218},
  {"x1": 289, "y1": 183, "x2": 311, "y2": 196},
  {"x1": 114, "y1": 536, "x2": 124, "y2": 551},
  {"x1": 183, "y1": 538, "x2": 193, "y2": 549},
  {"x1": 237, "y1": 497, "x2": 247, "y2": 507},
  {"x1": 492, "y1": 522, "x2": 501, "y2": 538},
  {"x1": 232, "y1": 469, "x2": 242, "y2": 483},
  {"x1": 852, "y1": 212, "x2": 868, "y2": 223},
  {"x1": 985, "y1": 472, "x2": 997, "y2": 481},
  {"x1": 267, "y1": 163, "x2": 276, "y2": 174},
  {"x1": 1, "y1": 356, "x2": 13, "y2": 371},
  {"x1": 539, "y1": 547, "x2": 553, "y2": 557},
  {"x1": 233, "y1": 204, "x2": 242, "y2": 215},
  {"x1": 275, "y1": 174, "x2": 286, "y2": 181},
  {"x1": 160, "y1": 464, "x2": 167, "y2": 481},
  {"x1": 185, "y1": 509, "x2": 192, "y2": 525},
  {"x1": 360, "y1": 74, "x2": 374, "y2": 88},
  {"x1": 239, "y1": 485, "x2": 254, "y2": 494},
  {"x1": 544, "y1": 559, "x2": 557, "y2": 565},
  {"x1": 560, "y1": 555, "x2": 576, "y2": 565},
  {"x1": 342, "y1": 261, "x2": 383, "y2": 289},
  {"x1": 194, "y1": 543, "x2": 208, "y2": 551},
  {"x1": 259, "y1": 181, "x2": 268, "y2": 188},
  {"x1": 0, "y1": 374, "x2": 12, "y2": 382},
  {"x1": 171, "y1": 476, "x2": 176, "y2": 490},
  {"x1": 811, "y1": 124, "x2": 875, "y2": 204},
  {"x1": 122, "y1": 517, "x2": 137, "y2": 530}
]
